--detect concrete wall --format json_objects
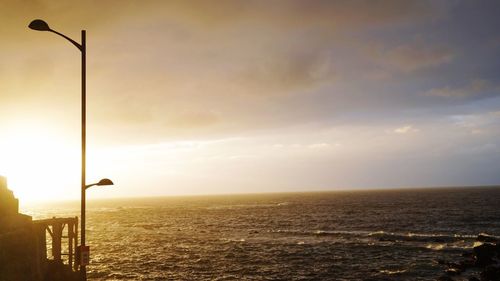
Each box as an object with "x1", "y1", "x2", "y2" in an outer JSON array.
[{"x1": 0, "y1": 223, "x2": 43, "y2": 281}]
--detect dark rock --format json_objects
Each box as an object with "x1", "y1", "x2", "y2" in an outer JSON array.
[
  {"x1": 477, "y1": 234, "x2": 499, "y2": 243},
  {"x1": 462, "y1": 251, "x2": 474, "y2": 258},
  {"x1": 480, "y1": 265, "x2": 500, "y2": 281},
  {"x1": 438, "y1": 275, "x2": 455, "y2": 281},
  {"x1": 445, "y1": 267, "x2": 461, "y2": 275},
  {"x1": 474, "y1": 243, "x2": 497, "y2": 267},
  {"x1": 461, "y1": 259, "x2": 475, "y2": 270},
  {"x1": 457, "y1": 260, "x2": 470, "y2": 271},
  {"x1": 440, "y1": 233, "x2": 500, "y2": 281},
  {"x1": 446, "y1": 262, "x2": 465, "y2": 274}
]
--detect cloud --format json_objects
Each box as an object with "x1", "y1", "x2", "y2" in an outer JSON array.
[
  {"x1": 3, "y1": 0, "x2": 496, "y2": 146},
  {"x1": 158, "y1": 0, "x2": 434, "y2": 29},
  {"x1": 231, "y1": 49, "x2": 334, "y2": 96},
  {"x1": 0, "y1": 0, "x2": 435, "y2": 39},
  {"x1": 393, "y1": 125, "x2": 419, "y2": 134},
  {"x1": 449, "y1": 111, "x2": 500, "y2": 132},
  {"x1": 165, "y1": 111, "x2": 220, "y2": 129},
  {"x1": 368, "y1": 42, "x2": 454, "y2": 72},
  {"x1": 307, "y1": 143, "x2": 335, "y2": 149},
  {"x1": 425, "y1": 79, "x2": 498, "y2": 98}
]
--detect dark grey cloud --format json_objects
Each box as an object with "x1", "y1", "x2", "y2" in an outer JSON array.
[
  {"x1": 425, "y1": 79, "x2": 500, "y2": 99},
  {"x1": 2, "y1": 0, "x2": 500, "y2": 143}
]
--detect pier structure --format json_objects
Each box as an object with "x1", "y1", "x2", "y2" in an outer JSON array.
[{"x1": 34, "y1": 217, "x2": 79, "y2": 270}]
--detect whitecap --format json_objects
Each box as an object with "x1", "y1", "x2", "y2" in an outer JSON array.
[
  {"x1": 426, "y1": 243, "x2": 445, "y2": 250},
  {"x1": 379, "y1": 269, "x2": 407, "y2": 275}
]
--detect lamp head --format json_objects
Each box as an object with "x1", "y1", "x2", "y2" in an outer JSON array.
[
  {"x1": 96, "y1": 178, "x2": 114, "y2": 186},
  {"x1": 28, "y1": 19, "x2": 51, "y2": 31}
]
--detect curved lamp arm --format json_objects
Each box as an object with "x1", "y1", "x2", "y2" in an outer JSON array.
[
  {"x1": 28, "y1": 19, "x2": 82, "y2": 51},
  {"x1": 49, "y1": 29, "x2": 83, "y2": 51}
]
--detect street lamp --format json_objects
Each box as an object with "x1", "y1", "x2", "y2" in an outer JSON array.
[
  {"x1": 29, "y1": 19, "x2": 110, "y2": 281},
  {"x1": 86, "y1": 178, "x2": 114, "y2": 189}
]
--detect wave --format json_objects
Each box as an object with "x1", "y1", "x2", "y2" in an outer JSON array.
[
  {"x1": 268, "y1": 229, "x2": 488, "y2": 246},
  {"x1": 367, "y1": 231, "x2": 469, "y2": 243},
  {"x1": 205, "y1": 202, "x2": 292, "y2": 210},
  {"x1": 379, "y1": 269, "x2": 407, "y2": 275}
]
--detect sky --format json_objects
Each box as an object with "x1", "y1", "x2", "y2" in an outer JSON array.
[{"x1": 1, "y1": 0, "x2": 500, "y2": 201}]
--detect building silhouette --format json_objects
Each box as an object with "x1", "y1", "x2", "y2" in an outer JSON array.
[{"x1": 0, "y1": 176, "x2": 79, "y2": 281}]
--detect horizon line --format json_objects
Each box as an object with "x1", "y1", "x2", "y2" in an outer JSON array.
[{"x1": 21, "y1": 184, "x2": 500, "y2": 205}]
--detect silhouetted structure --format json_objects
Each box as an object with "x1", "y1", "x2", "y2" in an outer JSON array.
[
  {"x1": 0, "y1": 176, "x2": 19, "y2": 215},
  {"x1": 34, "y1": 217, "x2": 79, "y2": 270},
  {"x1": 0, "y1": 176, "x2": 79, "y2": 281},
  {"x1": 29, "y1": 20, "x2": 115, "y2": 281}
]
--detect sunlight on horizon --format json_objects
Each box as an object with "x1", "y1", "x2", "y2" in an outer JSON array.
[
  {"x1": 1, "y1": 0, "x2": 500, "y2": 201},
  {"x1": 0, "y1": 121, "x2": 80, "y2": 201}
]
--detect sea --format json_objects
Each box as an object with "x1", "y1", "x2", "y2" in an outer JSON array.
[{"x1": 22, "y1": 187, "x2": 500, "y2": 281}]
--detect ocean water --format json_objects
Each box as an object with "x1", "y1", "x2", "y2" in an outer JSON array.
[{"x1": 23, "y1": 187, "x2": 500, "y2": 280}]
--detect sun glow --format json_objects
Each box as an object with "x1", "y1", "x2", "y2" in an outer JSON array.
[{"x1": 0, "y1": 122, "x2": 79, "y2": 202}]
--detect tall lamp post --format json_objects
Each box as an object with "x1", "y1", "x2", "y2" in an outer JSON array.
[{"x1": 28, "y1": 19, "x2": 113, "y2": 281}]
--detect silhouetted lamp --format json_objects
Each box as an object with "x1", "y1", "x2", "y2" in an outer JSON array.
[
  {"x1": 85, "y1": 179, "x2": 114, "y2": 189},
  {"x1": 28, "y1": 19, "x2": 83, "y2": 50},
  {"x1": 29, "y1": 18, "x2": 91, "y2": 281},
  {"x1": 28, "y1": 19, "x2": 50, "y2": 31}
]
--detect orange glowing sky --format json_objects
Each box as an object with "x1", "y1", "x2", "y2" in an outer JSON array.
[{"x1": 1, "y1": 1, "x2": 500, "y2": 202}]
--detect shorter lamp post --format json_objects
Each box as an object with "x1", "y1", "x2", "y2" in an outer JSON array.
[{"x1": 77, "y1": 178, "x2": 114, "y2": 278}]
